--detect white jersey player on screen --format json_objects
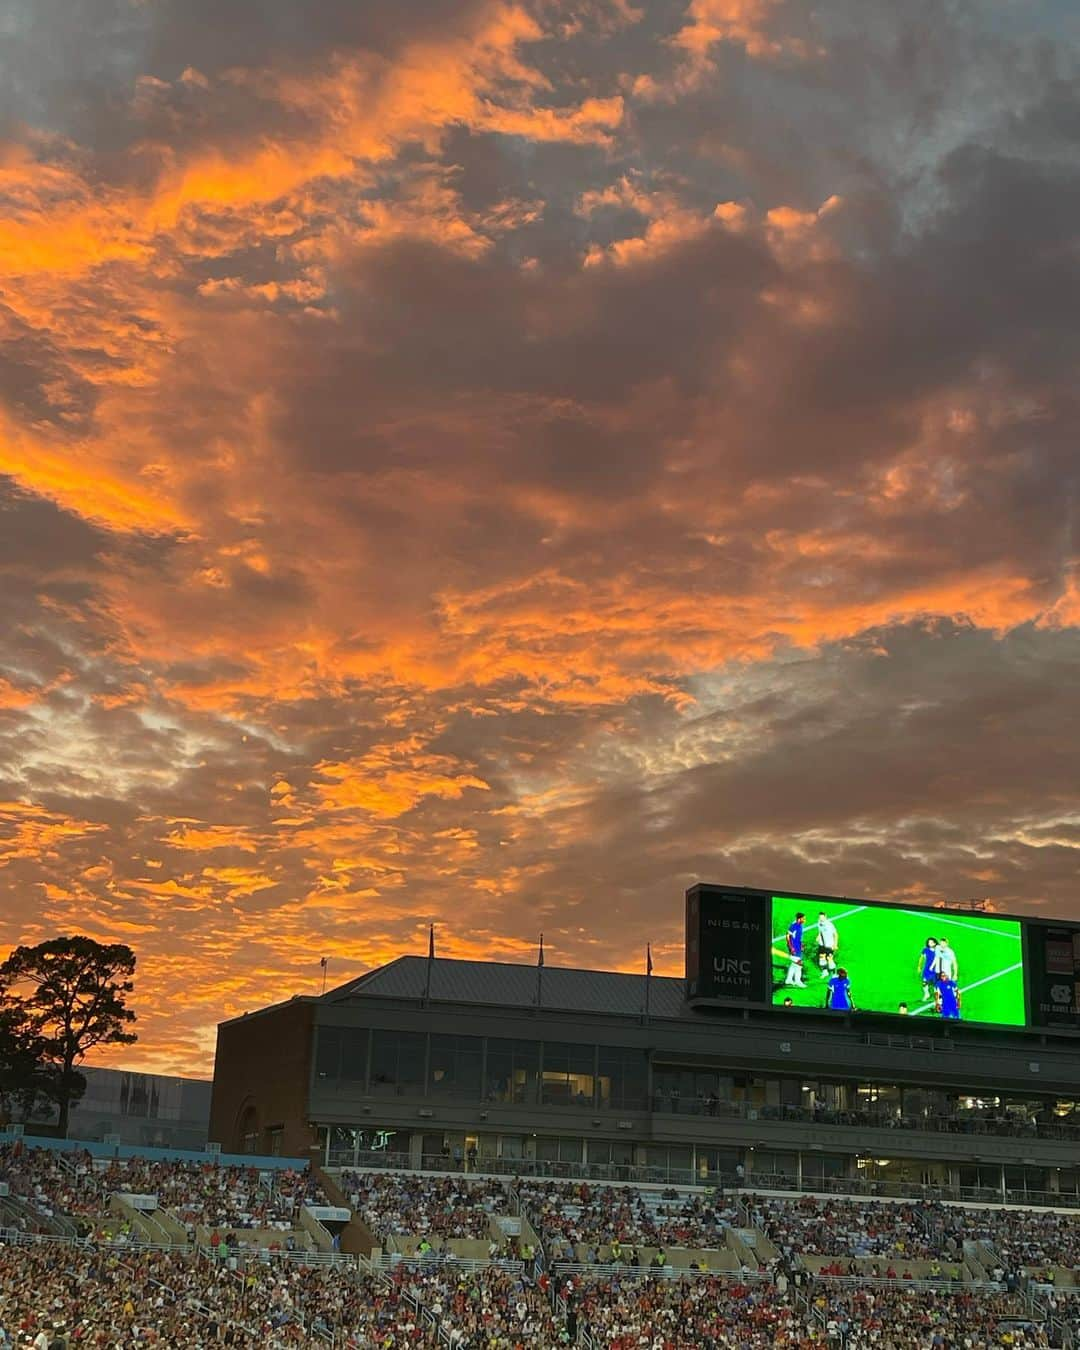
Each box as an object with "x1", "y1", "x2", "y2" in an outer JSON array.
[
  {"x1": 932, "y1": 939, "x2": 958, "y2": 983},
  {"x1": 816, "y1": 912, "x2": 839, "y2": 979}
]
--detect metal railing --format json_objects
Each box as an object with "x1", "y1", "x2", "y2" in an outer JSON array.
[
  {"x1": 195, "y1": 1241, "x2": 358, "y2": 1268},
  {"x1": 813, "y1": 1274, "x2": 985, "y2": 1293},
  {"x1": 735, "y1": 1172, "x2": 1080, "y2": 1211},
  {"x1": 1, "y1": 1226, "x2": 187, "y2": 1254},
  {"x1": 550, "y1": 1261, "x2": 772, "y2": 1282},
  {"x1": 367, "y1": 1253, "x2": 525, "y2": 1275},
  {"x1": 651, "y1": 1096, "x2": 1080, "y2": 1141},
  {"x1": 329, "y1": 1153, "x2": 1080, "y2": 1210}
]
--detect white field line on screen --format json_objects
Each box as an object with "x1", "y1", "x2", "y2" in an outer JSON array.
[
  {"x1": 923, "y1": 914, "x2": 1022, "y2": 941},
  {"x1": 771, "y1": 906, "x2": 868, "y2": 947},
  {"x1": 909, "y1": 961, "x2": 1024, "y2": 1017}
]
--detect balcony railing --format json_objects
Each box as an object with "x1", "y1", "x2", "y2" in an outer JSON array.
[
  {"x1": 651, "y1": 1097, "x2": 1080, "y2": 1140},
  {"x1": 325, "y1": 1151, "x2": 1080, "y2": 1211}
]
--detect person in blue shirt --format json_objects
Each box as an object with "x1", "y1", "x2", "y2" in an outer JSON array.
[
  {"x1": 937, "y1": 977, "x2": 962, "y2": 1020},
  {"x1": 918, "y1": 937, "x2": 938, "y2": 1000},
  {"x1": 784, "y1": 913, "x2": 807, "y2": 987},
  {"x1": 826, "y1": 967, "x2": 854, "y2": 1011}
]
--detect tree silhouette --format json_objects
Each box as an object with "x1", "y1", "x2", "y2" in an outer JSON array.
[
  {"x1": 0, "y1": 937, "x2": 136, "y2": 1136},
  {"x1": 0, "y1": 1002, "x2": 54, "y2": 1122}
]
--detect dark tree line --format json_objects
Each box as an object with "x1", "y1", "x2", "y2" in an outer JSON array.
[{"x1": 0, "y1": 936, "x2": 137, "y2": 1136}]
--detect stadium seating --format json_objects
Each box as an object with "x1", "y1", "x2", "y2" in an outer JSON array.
[
  {"x1": 337, "y1": 1170, "x2": 513, "y2": 1249},
  {"x1": 746, "y1": 1190, "x2": 1080, "y2": 1279},
  {"x1": 519, "y1": 1180, "x2": 747, "y2": 1269},
  {"x1": 0, "y1": 1145, "x2": 329, "y2": 1248},
  {"x1": 573, "y1": 1276, "x2": 1046, "y2": 1349},
  {"x1": 1, "y1": 1153, "x2": 1079, "y2": 1347},
  {"x1": 0, "y1": 1241, "x2": 1061, "y2": 1348}
]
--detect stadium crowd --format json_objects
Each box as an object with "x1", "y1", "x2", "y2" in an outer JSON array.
[
  {"x1": 0, "y1": 1146, "x2": 327, "y2": 1240},
  {"x1": 0, "y1": 1229, "x2": 1074, "y2": 1346},
  {"x1": 339, "y1": 1171, "x2": 510, "y2": 1242},
  {"x1": 749, "y1": 1195, "x2": 936, "y2": 1261},
  {"x1": 572, "y1": 1274, "x2": 1047, "y2": 1348},
  {"x1": 2, "y1": 1157, "x2": 1079, "y2": 1345},
  {"x1": 0, "y1": 1239, "x2": 458, "y2": 1347},
  {"x1": 746, "y1": 1191, "x2": 1080, "y2": 1275},
  {"x1": 938, "y1": 1207, "x2": 1080, "y2": 1275},
  {"x1": 401, "y1": 1264, "x2": 562, "y2": 1345},
  {"x1": 519, "y1": 1181, "x2": 739, "y2": 1260}
]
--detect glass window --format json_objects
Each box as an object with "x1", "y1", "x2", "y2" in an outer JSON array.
[
  {"x1": 589, "y1": 1139, "x2": 634, "y2": 1167},
  {"x1": 1056, "y1": 1169, "x2": 1080, "y2": 1198},
  {"x1": 802, "y1": 1153, "x2": 847, "y2": 1183},
  {"x1": 857, "y1": 1083, "x2": 901, "y2": 1116},
  {"x1": 697, "y1": 1147, "x2": 741, "y2": 1180},
  {"x1": 541, "y1": 1042, "x2": 595, "y2": 1106},
  {"x1": 315, "y1": 1028, "x2": 342, "y2": 1082},
  {"x1": 1005, "y1": 1165, "x2": 1047, "y2": 1198},
  {"x1": 486, "y1": 1039, "x2": 540, "y2": 1105},
  {"x1": 341, "y1": 1029, "x2": 368, "y2": 1083},
  {"x1": 370, "y1": 1030, "x2": 426, "y2": 1095},
  {"x1": 598, "y1": 1048, "x2": 648, "y2": 1111},
  {"x1": 754, "y1": 1150, "x2": 797, "y2": 1180},
  {"x1": 429, "y1": 1034, "x2": 483, "y2": 1099},
  {"x1": 558, "y1": 1137, "x2": 583, "y2": 1164}
]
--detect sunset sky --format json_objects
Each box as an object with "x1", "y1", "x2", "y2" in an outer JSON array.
[{"x1": 1, "y1": 0, "x2": 1078, "y2": 1076}]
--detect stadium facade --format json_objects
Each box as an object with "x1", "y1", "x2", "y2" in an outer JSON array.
[
  {"x1": 210, "y1": 885, "x2": 1080, "y2": 1205},
  {"x1": 24, "y1": 1065, "x2": 212, "y2": 1149}
]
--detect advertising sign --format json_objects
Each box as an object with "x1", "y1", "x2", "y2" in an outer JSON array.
[
  {"x1": 685, "y1": 883, "x2": 1064, "y2": 1032},
  {"x1": 685, "y1": 887, "x2": 769, "y2": 1003},
  {"x1": 1027, "y1": 924, "x2": 1080, "y2": 1029}
]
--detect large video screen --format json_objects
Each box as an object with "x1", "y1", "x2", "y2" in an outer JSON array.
[{"x1": 770, "y1": 895, "x2": 1026, "y2": 1026}]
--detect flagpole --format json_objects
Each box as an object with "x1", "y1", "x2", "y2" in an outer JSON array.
[
  {"x1": 644, "y1": 943, "x2": 652, "y2": 1023},
  {"x1": 320, "y1": 957, "x2": 328, "y2": 996},
  {"x1": 423, "y1": 924, "x2": 435, "y2": 1005},
  {"x1": 536, "y1": 932, "x2": 544, "y2": 1009}
]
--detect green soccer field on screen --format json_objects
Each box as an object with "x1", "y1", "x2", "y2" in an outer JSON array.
[{"x1": 770, "y1": 896, "x2": 1026, "y2": 1026}]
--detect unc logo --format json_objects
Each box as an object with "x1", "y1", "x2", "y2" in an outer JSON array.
[
  {"x1": 1050, "y1": 984, "x2": 1072, "y2": 1005},
  {"x1": 714, "y1": 957, "x2": 752, "y2": 975}
]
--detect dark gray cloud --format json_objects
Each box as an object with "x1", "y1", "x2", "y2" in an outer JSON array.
[{"x1": 0, "y1": 0, "x2": 1077, "y2": 1070}]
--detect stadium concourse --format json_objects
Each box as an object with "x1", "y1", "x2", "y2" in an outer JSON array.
[{"x1": 0, "y1": 1142, "x2": 1077, "y2": 1346}]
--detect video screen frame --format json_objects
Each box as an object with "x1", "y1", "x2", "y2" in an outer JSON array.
[{"x1": 769, "y1": 894, "x2": 1027, "y2": 1027}]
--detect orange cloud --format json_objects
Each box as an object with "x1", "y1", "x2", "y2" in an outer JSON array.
[
  {"x1": 0, "y1": 0, "x2": 1075, "y2": 1081},
  {"x1": 313, "y1": 748, "x2": 490, "y2": 819}
]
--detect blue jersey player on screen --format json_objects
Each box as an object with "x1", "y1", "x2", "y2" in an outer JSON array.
[
  {"x1": 787, "y1": 913, "x2": 805, "y2": 960},
  {"x1": 784, "y1": 912, "x2": 807, "y2": 988},
  {"x1": 826, "y1": 967, "x2": 854, "y2": 1012},
  {"x1": 936, "y1": 977, "x2": 962, "y2": 1020},
  {"x1": 919, "y1": 937, "x2": 938, "y2": 999}
]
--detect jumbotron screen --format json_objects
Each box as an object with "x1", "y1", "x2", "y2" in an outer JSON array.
[{"x1": 769, "y1": 895, "x2": 1026, "y2": 1026}]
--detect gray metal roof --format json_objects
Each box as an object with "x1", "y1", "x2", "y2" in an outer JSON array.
[{"x1": 328, "y1": 956, "x2": 689, "y2": 1020}]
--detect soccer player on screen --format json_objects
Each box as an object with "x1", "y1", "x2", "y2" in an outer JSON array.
[
  {"x1": 826, "y1": 967, "x2": 854, "y2": 1012},
  {"x1": 816, "y1": 912, "x2": 839, "y2": 979},
  {"x1": 918, "y1": 937, "x2": 938, "y2": 999},
  {"x1": 784, "y1": 913, "x2": 807, "y2": 987},
  {"x1": 933, "y1": 939, "x2": 958, "y2": 984},
  {"x1": 936, "y1": 977, "x2": 962, "y2": 1020}
]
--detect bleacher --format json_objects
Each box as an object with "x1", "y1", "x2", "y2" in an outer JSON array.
[
  {"x1": 0, "y1": 1143, "x2": 333, "y2": 1255},
  {"x1": 1, "y1": 1140, "x2": 1079, "y2": 1347},
  {"x1": 519, "y1": 1179, "x2": 747, "y2": 1272}
]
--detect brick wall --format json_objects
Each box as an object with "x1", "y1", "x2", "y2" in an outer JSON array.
[{"x1": 209, "y1": 999, "x2": 316, "y2": 1158}]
